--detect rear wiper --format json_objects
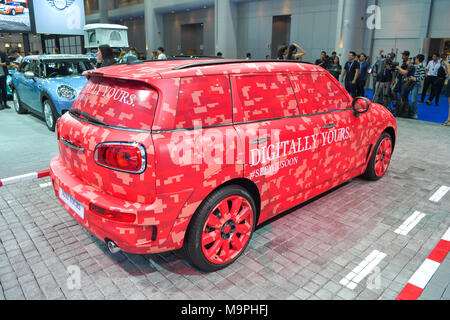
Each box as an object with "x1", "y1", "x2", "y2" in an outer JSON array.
[{"x1": 69, "y1": 109, "x2": 107, "y2": 126}]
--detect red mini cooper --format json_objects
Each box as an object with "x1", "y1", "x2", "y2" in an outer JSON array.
[{"x1": 50, "y1": 59, "x2": 396, "y2": 271}]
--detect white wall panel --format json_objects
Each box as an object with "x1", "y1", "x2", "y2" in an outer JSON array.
[{"x1": 429, "y1": 0, "x2": 450, "y2": 38}]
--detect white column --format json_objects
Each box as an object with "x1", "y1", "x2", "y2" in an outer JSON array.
[
  {"x1": 214, "y1": 0, "x2": 237, "y2": 59},
  {"x1": 98, "y1": 0, "x2": 109, "y2": 23},
  {"x1": 144, "y1": 0, "x2": 164, "y2": 56},
  {"x1": 335, "y1": 0, "x2": 368, "y2": 59}
]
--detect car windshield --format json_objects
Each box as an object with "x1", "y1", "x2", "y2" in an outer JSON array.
[{"x1": 44, "y1": 60, "x2": 95, "y2": 78}]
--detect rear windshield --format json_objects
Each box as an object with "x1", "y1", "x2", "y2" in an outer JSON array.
[{"x1": 73, "y1": 76, "x2": 158, "y2": 130}]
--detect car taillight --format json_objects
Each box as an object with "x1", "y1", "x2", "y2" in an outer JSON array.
[
  {"x1": 56, "y1": 118, "x2": 61, "y2": 141},
  {"x1": 89, "y1": 203, "x2": 136, "y2": 223},
  {"x1": 94, "y1": 143, "x2": 146, "y2": 174}
]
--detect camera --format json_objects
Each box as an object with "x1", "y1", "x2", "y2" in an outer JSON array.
[{"x1": 386, "y1": 60, "x2": 399, "y2": 68}]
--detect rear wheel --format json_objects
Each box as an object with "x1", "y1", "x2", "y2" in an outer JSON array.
[
  {"x1": 11, "y1": 9, "x2": 16, "y2": 16},
  {"x1": 43, "y1": 99, "x2": 57, "y2": 132},
  {"x1": 184, "y1": 185, "x2": 256, "y2": 272},
  {"x1": 363, "y1": 132, "x2": 393, "y2": 180}
]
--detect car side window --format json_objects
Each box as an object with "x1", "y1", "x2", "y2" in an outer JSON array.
[
  {"x1": 175, "y1": 75, "x2": 233, "y2": 129},
  {"x1": 19, "y1": 61, "x2": 30, "y2": 73},
  {"x1": 290, "y1": 72, "x2": 351, "y2": 114},
  {"x1": 33, "y1": 62, "x2": 43, "y2": 78},
  {"x1": 232, "y1": 73, "x2": 299, "y2": 123}
]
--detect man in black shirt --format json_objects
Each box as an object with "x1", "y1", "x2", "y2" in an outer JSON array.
[
  {"x1": 0, "y1": 50, "x2": 9, "y2": 109},
  {"x1": 341, "y1": 51, "x2": 360, "y2": 97},
  {"x1": 395, "y1": 51, "x2": 410, "y2": 103},
  {"x1": 315, "y1": 51, "x2": 329, "y2": 70}
]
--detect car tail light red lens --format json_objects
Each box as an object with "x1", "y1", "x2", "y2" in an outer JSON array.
[
  {"x1": 89, "y1": 203, "x2": 136, "y2": 223},
  {"x1": 94, "y1": 143, "x2": 146, "y2": 174},
  {"x1": 56, "y1": 118, "x2": 61, "y2": 141}
]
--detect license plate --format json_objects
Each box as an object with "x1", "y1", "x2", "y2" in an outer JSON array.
[{"x1": 59, "y1": 187, "x2": 85, "y2": 220}]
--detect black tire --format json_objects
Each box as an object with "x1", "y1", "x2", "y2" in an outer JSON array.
[
  {"x1": 42, "y1": 98, "x2": 57, "y2": 132},
  {"x1": 12, "y1": 90, "x2": 27, "y2": 114},
  {"x1": 11, "y1": 9, "x2": 16, "y2": 16},
  {"x1": 184, "y1": 185, "x2": 257, "y2": 272},
  {"x1": 363, "y1": 132, "x2": 393, "y2": 181}
]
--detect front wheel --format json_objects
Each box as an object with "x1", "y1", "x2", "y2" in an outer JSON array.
[
  {"x1": 184, "y1": 185, "x2": 257, "y2": 272},
  {"x1": 43, "y1": 99, "x2": 57, "y2": 131},
  {"x1": 363, "y1": 132, "x2": 393, "y2": 180},
  {"x1": 13, "y1": 90, "x2": 27, "y2": 114}
]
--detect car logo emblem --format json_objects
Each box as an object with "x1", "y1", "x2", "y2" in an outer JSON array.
[{"x1": 47, "y1": 0, "x2": 75, "y2": 10}]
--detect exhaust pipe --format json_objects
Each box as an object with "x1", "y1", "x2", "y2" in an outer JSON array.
[{"x1": 106, "y1": 240, "x2": 121, "y2": 254}]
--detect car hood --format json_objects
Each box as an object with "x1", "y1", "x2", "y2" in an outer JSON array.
[{"x1": 42, "y1": 76, "x2": 88, "y2": 93}]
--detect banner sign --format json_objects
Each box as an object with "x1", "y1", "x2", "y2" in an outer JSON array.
[{"x1": 33, "y1": 0, "x2": 85, "y2": 35}]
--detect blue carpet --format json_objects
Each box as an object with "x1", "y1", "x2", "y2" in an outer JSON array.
[{"x1": 364, "y1": 89, "x2": 449, "y2": 124}]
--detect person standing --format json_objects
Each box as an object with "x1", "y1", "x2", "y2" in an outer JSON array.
[
  {"x1": 9, "y1": 48, "x2": 23, "y2": 69},
  {"x1": 315, "y1": 51, "x2": 329, "y2": 69},
  {"x1": 328, "y1": 51, "x2": 337, "y2": 69},
  {"x1": 422, "y1": 53, "x2": 441, "y2": 105},
  {"x1": 96, "y1": 45, "x2": 116, "y2": 68},
  {"x1": 341, "y1": 51, "x2": 359, "y2": 97},
  {"x1": 276, "y1": 45, "x2": 288, "y2": 60},
  {"x1": 395, "y1": 51, "x2": 410, "y2": 103},
  {"x1": 0, "y1": 49, "x2": 9, "y2": 110},
  {"x1": 357, "y1": 53, "x2": 370, "y2": 97},
  {"x1": 408, "y1": 54, "x2": 426, "y2": 119},
  {"x1": 122, "y1": 47, "x2": 138, "y2": 63},
  {"x1": 328, "y1": 56, "x2": 342, "y2": 81},
  {"x1": 246, "y1": 53, "x2": 252, "y2": 60},
  {"x1": 395, "y1": 58, "x2": 416, "y2": 117},
  {"x1": 372, "y1": 53, "x2": 395, "y2": 104},
  {"x1": 157, "y1": 47, "x2": 167, "y2": 60},
  {"x1": 286, "y1": 43, "x2": 306, "y2": 61},
  {"x1": 442, "y1": 56, "x2": 450, "y2": 126}
]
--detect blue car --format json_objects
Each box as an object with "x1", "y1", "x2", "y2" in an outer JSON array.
[{"x1": 11, "y1": 54, "x2": 96, "y2": 131}]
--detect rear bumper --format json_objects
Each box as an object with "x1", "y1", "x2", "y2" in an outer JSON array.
[{"x1": 49, "y1": 155, "x2": 191, "y2": 254}]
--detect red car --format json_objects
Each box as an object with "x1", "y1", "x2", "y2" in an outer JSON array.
[
  {"x1": 0, "y1": 3, "x2": 24, "y2": 15},
  {"x1": 50, "y1": 60, "x2": 396, "y2": 271}
]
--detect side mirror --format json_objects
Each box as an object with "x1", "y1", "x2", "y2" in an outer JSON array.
[
  {"x1": 24, "y1": 71, "x2": 35, "y2": 80},
  {"x1": 352, "y1": 97, "x2": 370, "y2": 117}
]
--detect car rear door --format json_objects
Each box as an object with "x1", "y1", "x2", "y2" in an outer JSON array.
[
  {"x1": 57, "y1": 75, "x2": 158, "y2": 204},
  {"x1": 231, "y1": 72, "x2": 321, "y2": 222}
]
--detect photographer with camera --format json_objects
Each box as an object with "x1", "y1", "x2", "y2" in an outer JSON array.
[
  {"x1": 396, "y1": 54, "x2": 426, "y2": 119},
  {"x1": 372, "y1": 52, "x2": 398, "y2": 108},
  {"x1": 394, "y1": 51, "x2": 410, "y2": 104}
]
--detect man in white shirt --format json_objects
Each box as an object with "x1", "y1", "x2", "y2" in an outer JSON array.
[
  {"x1": 157, "y1": 47, "x2": 167, "y2": 60},
  {"x1": 9, "y1": 48, "x2": 23, "y2": 69},
  {"x1": 421, "y1": 53, "x2": 441, "y2": 105}
]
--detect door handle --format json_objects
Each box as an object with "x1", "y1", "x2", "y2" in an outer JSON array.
[
  {"x1": 249, "y1": 137, "x2": 271, "y2": 145},
  {"x1": 322, "y1": 123, "x2": 336, "y2": 129}
]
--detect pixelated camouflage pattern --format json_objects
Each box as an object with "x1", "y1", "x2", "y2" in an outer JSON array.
[
  {"x1": 176, "y1": 75, "x2": 232, "y2": 129},
  {"x1": 50, "y1": 60, "x2": 396, "y2": 255}
]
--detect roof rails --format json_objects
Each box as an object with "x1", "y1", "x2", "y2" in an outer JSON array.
[{"x1": 172, "y1": 59, "x2": 313, "y2": 70}]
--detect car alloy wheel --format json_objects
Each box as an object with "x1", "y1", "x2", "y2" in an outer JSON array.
[
  {"x1": 43, "y1": 100, "x2": 56, "y2": 131},
  {"x1": 184, "y1": 185, "x2": 256, "y2": 272},
  {"x1": 374, "y1": 136, "x2": 392, "y2": 177},
  {"x1": 13, "y1": 91, "x2": 20, "y2": 112},
  {"x1": 201, "y1": 195, "x2": 254, "y2": 265},
  {"x1": 363, "y1": 132, "x2": 393, "y2": 180},
  {"x1": 11, "y1": 9, "x2": 16, "y2": 16}
]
